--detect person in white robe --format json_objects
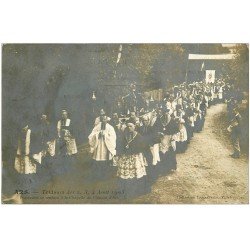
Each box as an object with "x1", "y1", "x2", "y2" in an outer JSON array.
[
  {"x1": 88, "y1": 116, "x2": 116, "y2": 180},
  {"x1": 14, "y1": 125, "x2": 41, "y2": 174},
  {"x1": 94, "y1": 109, "x2": 111, "y2": 126},
  {"x1": 148, "y1": 110, "x2": 161, "y2": 166},
  {"x1": 218, "y1": 86, "x2": 223, "y2": 102},
  {"x1": 175, "y1": 118, "x2": 188, "y2": 153},
  {"x1": 89, "y1": 116, "x2": 116, "y2": 161}
]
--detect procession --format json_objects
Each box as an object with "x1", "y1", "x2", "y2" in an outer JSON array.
[
  {"x1": 1, "y1": 43, "x2": 248, "y2": 205},
  {"x1": 3, "y1": 78, "x2": 244, "y2": 202}
]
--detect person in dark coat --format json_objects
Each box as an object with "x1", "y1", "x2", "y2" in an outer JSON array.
[
  {"x1": 200, "y1": 97, "x2": 207, "y2": 119},
  {"x1": 155, "y1": 109, "x2": 179, "y2": 176},
  {"x1": 194, "y1": 109, "x2": 203, "y2": 133},
  {"x1": 183, "y1": 104, "x2": 195, "y2": 143},
  {"x1": 36, "y1": 114, "x2": 57, "y2": 180},
  {"x1": 127, "y1": 111, "x2": 141, "y2": 130},
  {"x1": 57, "y1": 110, "x2": 78, "y2": 157},
  {"x1": 109, "y1": 113, "x2": 122, "y2": 134},
  {"x1": 228, "y1": 107, "x2": 242, "y2": 158},
  {"x1": 138, "y1": 116, "x2": 159, "y2": 184},
  {"x1": 227, "y1": 98, "x2": 238, "y2": 121},
  {"x1": 116, "y1": 122, "x2": 150, "y2": 199},
  {"x1": 39, "y1": 114, "x2": 57, "y2": 157}
]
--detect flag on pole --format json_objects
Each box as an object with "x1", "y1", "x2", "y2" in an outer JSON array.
[
  {"x1": 114, "y1": 45, "x2": 123, "y2": 78},
  {"x1": 200, "y1": 61, "x2": 205, "y2": 71},
  {"x1": 206, "y1": 70, "x2": 216, "y2": 83},
  {"x1": 116, "y1": 45, "x2": 122, "y2": 64}
]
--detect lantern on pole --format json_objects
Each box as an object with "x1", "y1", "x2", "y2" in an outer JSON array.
[{"x1": 92, "y1": 91, "x2": 96, "y2": 101}]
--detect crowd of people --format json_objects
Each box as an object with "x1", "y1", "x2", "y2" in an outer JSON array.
[
  {"x1": 3, "y1": 79, "x2": 244, "y2": 202},
  {"x1": 88, "y1": 80, "x2": 243, "y2": 198}
]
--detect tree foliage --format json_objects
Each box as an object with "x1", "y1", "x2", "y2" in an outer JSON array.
[{"x1": 229, "y1": 44, "x2": 249, "y2": 91}]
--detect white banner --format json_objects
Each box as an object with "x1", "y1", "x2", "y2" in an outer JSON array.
[
  {"x1": 206, "y1": 70, "x2": 216, "y2": 83},
  {"x1": 189, "y1": 54, "x2": 235, "y2": 60}
]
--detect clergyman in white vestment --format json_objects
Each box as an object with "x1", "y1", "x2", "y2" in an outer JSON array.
[{"x1": 88, "y1": 116, "x2": 116, "y2": 162}]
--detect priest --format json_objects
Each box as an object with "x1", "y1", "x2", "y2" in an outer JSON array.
[{"x1": 88, "y1": 115, "x2": 116, "y2": 180}]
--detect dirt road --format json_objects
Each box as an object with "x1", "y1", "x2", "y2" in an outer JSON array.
[{"x1": 135, "y1": 103, "x2": 249, "y2": 204}]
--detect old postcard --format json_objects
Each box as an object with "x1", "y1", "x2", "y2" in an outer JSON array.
[{"x1": 1, "y1": 44, "x2": 249, "y2": 204}]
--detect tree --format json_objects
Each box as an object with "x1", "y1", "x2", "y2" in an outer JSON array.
[
  {"x1": 229, "y1": 44, "x2": 249, "y2": 91},
  {"x1": 95, "y1": 44, "x2": 186, "y2": 112}
]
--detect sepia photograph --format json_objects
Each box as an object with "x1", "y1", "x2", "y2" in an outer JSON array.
[
  {"x1": 1, "y1": 1, "x2": 250, "y2": 250},
  {"x1": 1, "y1": 43, "x2": 249, "y2": 204}
]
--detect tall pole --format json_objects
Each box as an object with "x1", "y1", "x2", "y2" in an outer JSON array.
[
  {"x1": 185, "y1": 55, "x2": 189, "y2": 83},
  {"x1": 114, "y1": 44, "x2": 123, "y2": 79}
]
